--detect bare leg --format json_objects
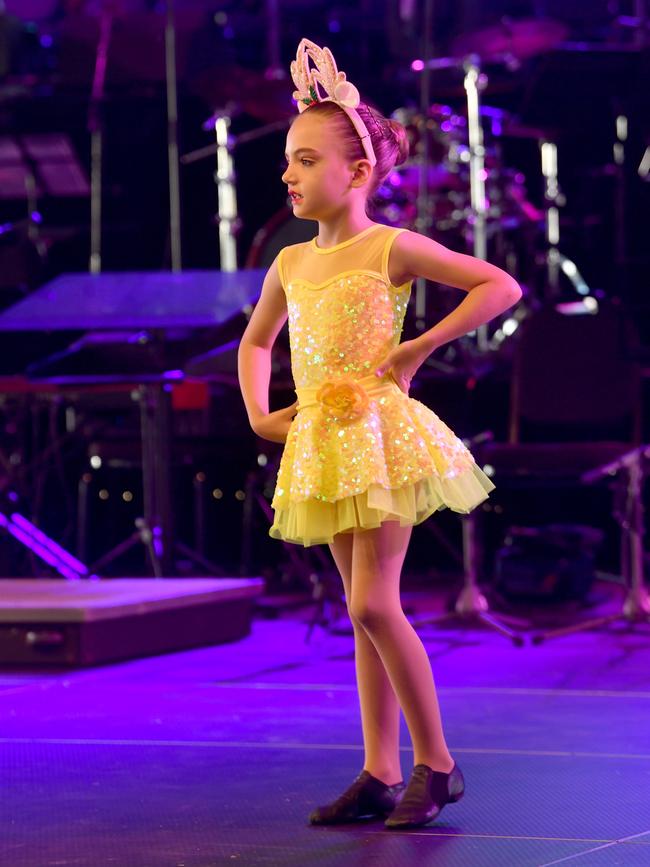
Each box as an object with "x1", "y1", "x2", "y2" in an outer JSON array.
[
  {"x1": 329, "y1": 533, "x2": 402, "y2": 786},
  {"x1": 350, "y1": 522, "x2": 454, "y2": 773}
]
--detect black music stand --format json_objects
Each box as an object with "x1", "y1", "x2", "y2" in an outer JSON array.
[{"x1": 0, "y1": 270, "x2": 264, "y2": 577}]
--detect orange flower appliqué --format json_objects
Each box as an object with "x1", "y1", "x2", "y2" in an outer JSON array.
[{"x1": 316, "y1": 378, "x2": 370, "y2": 424}]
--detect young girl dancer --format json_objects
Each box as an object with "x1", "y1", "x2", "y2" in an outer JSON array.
[{"x1": 238, "y1": 39, "x2": 521, "y2": 829}]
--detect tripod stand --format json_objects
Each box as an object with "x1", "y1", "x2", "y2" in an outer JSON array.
[
  {"x1": 409, "y1": 429, "x2": 526, "y2": 645},
  {"x1": 411, "y1": 507, "x2": 526, "y2": 646},
  {"x1": 240, "y1": 450, "x2": 344, "y2": 642},
  {"x1": 532, "y1": 445, "x2": 650, "y2": 643}
]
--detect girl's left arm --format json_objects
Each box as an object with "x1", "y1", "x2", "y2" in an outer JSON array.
[{"x1": 375, "y1": 230, "x2": 522, "y2": 388}]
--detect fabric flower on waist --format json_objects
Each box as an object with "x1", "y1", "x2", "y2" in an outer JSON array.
[{"x1": 316, "y1": 378, "x2": 370, "y2": 425}]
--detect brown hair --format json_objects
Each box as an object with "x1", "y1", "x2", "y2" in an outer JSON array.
[{"x1": 301, "y1": 100, "x2": 409, "y2": 204}]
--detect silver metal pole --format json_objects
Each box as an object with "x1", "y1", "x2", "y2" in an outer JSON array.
[
  {"x1": 414, "y1": 0, "x2": 435, "y2": 330},
  {"x1": 215, "y1": 114, "x2": 238, "y2": 272},
  {"x1": 463, "y1": 57, "x2": 487, "y2": 260},
  {"x1": 165, "y1": 0, "x2": 182, "y2": 272},
  {"x1": 541, "y1": 140, "x2": 561, "y2": 294},
  {"x1": 88, "y1": 7, "x2": 113, "y2": 274},
  {"x1": 463, "y1": 56, "x2": 488, "y2": 349},
  {"x1": 266, "y1": 0, "x2": 283, "y2": 78},
  {"x1": 623, "y1": 449, "x2": 650, "y2": 617},
  {"x1": 89, "y1": 130, "x2": 102, "y2": 274}
]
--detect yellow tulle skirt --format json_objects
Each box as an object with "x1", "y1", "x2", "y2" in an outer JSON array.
[{"x1": 269, "y1": 376, "x2": 494, "y2": 547}]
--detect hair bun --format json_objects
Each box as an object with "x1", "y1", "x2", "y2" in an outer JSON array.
[{"x1": 387, "y1": 119, "x2": 409, "y2": 166}]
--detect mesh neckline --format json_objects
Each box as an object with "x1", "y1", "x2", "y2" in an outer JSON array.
[{"x1": 309, "y1": 223, "x2": 382, "y2": 254}]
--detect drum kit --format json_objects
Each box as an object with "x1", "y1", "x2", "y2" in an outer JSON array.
[
  {"x1": 375, "y1": 19, "x2": 572, "y2": 357},
  {"x1": 206, "y1": 16, "x2": 590, "y2": 364}
]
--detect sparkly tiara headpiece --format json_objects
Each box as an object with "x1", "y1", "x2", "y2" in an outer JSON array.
[{"x1": 290, "y1": 38, "x2": 377, "y2": 167}]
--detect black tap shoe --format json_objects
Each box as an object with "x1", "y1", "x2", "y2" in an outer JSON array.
[
  {"x1": 384, "y1": 762, "x2": 464, "y2": 829},
  {"x1": 309, "y1": 770, "x2": 406, "y2": 825}
]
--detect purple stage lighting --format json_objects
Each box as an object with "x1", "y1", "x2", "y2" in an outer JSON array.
[{"x1": 11, "y1": 514, "x2": 88, "y2": 576}]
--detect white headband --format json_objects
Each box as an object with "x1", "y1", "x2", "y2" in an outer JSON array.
[{"x1": 290, "y1": 38, "x2": 377, "y2": 167}]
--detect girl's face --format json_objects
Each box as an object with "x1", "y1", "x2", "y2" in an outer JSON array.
[{"x1": 282, "y1": 111, "x2": 365, "y2": 221}]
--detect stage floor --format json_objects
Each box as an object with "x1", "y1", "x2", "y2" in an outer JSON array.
[{"x1": 1, "y1": 586, "x2": 649, "y2": 866}]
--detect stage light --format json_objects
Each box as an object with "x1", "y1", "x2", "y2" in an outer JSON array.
[
  {"x1": 411, "y1": 60, "x2": 425, "y2": 72},
  {"x1": 483, "y1": 464, "x2": 495, "y2": 477},
  {"x1": 502, "y1": 318, "x2": 518, "y2": 336},
  {"x1": 90, "y1": 455, "x2": 102, "y2": 469},
  {"x1": 212, "y1": 488, "x2": 223, "y2": 499},
  {"x1": 122, "y1": 491, "x2": 133, "y2": 503},
  {"x1": 235, "y1": 490, "x2": 246, "y2": 501},
  {"x1": 257, "y1": 454, "x2": 268, "y2": 467},
  {"x1": 99, "y1": 489, "x2": 109, "y2": 500}
]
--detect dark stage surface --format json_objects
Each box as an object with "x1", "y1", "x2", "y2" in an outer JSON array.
[{"x1": 1, "y1": 588, "x2": 649, "y2": 867}]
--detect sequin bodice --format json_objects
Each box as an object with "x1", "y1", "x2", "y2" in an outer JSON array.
[
  {"x1": 278, "y1": 225, "x2": 411, "y2": 389},
  {"x1": 285, "y1": 273, "x2": 409, "y2": 387}
]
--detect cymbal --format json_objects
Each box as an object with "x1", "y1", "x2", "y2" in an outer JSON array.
[
  {"x1": 56, "y1": 11, "x2": 206, "y2": 84},
  {"x1": 451, "y1": 18, "x2": 568, "y2": 63},
  {"x1": 501, "y1": 120, "x2": 559, "y2": 140},
  {"x1": 189, "y1": 66, "x2": 293, "y2": 123}
]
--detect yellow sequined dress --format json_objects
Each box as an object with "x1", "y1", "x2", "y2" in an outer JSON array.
[{"x1": 269, "y1": 223, "x2": 494, "y2": 546}]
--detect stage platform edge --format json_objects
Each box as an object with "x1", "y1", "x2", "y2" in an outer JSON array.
[{"x1": 0, "y1": 578, "x2": 265, "y2": 668}]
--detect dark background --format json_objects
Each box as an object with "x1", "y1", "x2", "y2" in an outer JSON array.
[{"x1": 0, "y1": 0, "x2": 648, "y2": 585}]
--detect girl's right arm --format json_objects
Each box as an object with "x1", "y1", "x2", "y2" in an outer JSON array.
[{"x1": 237, "y1": 256, "x2": 297, "y2": 444}]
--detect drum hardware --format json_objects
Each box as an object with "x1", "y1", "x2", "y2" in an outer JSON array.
[
  {"x1": 87, "y1": 2, "x2": 113, "y2": 275},
  {"x1": 450, "y1": 18, "x2": 569, "y2": 67},
  {"x1": 264, "y1": 0, "x2": 284, "y2": 83},
  {"x1": 612, "y1": 113, "x2": 628, "y2": 270},
  {"x1": 412, "y1": 0, "x2": 436, "y2": 333},
  {"x1": 189, "y1": 65, "x2": 293, "y2": 125},
  {"x1": 80, "y1": 382, "x2": 227, "y2": 579},
  {"x1": 0, "y1": 384, "x2": 127, "y2": 579},
  {"x1": 182, "y1": 112, "x2": 290, "y2": 272},
  {"x1": 533, "y1": 445, "x2": 650, "y2": 643},
  {"x1": 411, "y1": 50, "x2": 499, "y2": 353},
  {"x1": 540, "y1": 139, "x2": 563, "y2": 295},
  {"x1": 164, "y1": 0, "x2": 182, "y2": 273},
  {"x1": 553, "y1": 18, "x2": 647, "y2": 287},
  {"x1": 404, "y1": 17, "x2": 604, "y2": 356},
  {"x1": 240, "y1": 448, "x2": 342, "y2": 641},
  {"x1": 212, "y1": 111, "x2": 237, "y2": 272},
  {"x1": 410, "y1": 431, "x2": 527, "y2": 646}
]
